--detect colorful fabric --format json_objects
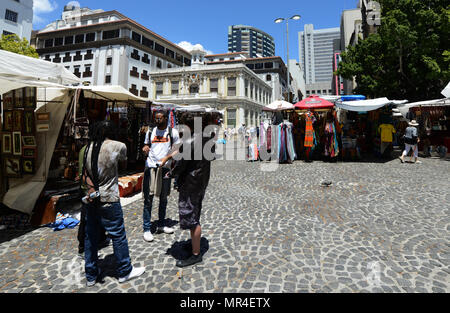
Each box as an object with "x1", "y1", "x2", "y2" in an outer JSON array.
[
  {"x1": 378, "y1": 124, "x2": 396, "y2": 143},
  {"x1": 304, "y1": 114, "x2": 314, "y2": 147}
]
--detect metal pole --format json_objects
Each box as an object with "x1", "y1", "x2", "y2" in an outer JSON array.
[{"x1": 286, "y1": 19, "x2": 290, "y2": 102}]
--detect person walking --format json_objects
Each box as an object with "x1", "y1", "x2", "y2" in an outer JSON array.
[
  {"x1": 142, "y1": 110, "x2": 181, "y2": 242},
  {"x1": 400, "y1": 120, "x2": 421, "y2": 164},
  {"x1": 169, "y1": 113, "x2": 213, "y2": 267},
  {"x1": 82, "y1": 121, "x2": 144, "y2": 287}
]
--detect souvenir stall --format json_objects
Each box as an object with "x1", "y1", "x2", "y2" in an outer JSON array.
[
  {"x1": 0, "y1": 50, "x2": 81, "y2": 229},
  {"x1": 335, "y1": 98, "x2": 408, "y2": 160},
  {"x1": 259, "y1": 101, "x2": 296, "y2": 163},
  {"x1": 396, "y1": 98, "x2": 450, "y2": 156},
  {"x1": 293, "y1": 95, "x2": 338, "y2": 162}
]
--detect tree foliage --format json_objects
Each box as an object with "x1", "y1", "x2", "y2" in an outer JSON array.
[
  {"x1": 0, "y1": 34, "x2": 39, "y2": 58},
  {"x1": 337, "y1": 0, "x2": 450, "y2": 101}
]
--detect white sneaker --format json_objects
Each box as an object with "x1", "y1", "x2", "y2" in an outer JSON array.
[
  {"x1": 118, "y1": 267, "x2": 145, "y2": 283},
  {"x1": 143, "y1": 231, "x2": 154, "y2": 242},
  {"x1": 158, "y1": 226, "x2": 174, "y2": 234}
]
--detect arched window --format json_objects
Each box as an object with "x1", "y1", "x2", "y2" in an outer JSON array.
[
  {"x1": 266, "y1": 74, "x2": 271, "y2": 81},
  {"x1": 156, "y1": 60, "x2": 162, "y2": 69}
]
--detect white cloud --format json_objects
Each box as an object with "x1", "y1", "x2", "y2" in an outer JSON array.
[
  {"x1": 177, "y1": 41, "x2": 213, "y2": 55},
  {"x1": 33, "y1": 0, "x2": 58, "y2": 25}
]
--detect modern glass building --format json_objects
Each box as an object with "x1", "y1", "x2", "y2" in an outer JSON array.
[
  {"x1": 298, "y1": 24, "x2": 340, "y2": 95},
  {"x1": 228, "y1": 25, "x2": 275, "y2": 58}
]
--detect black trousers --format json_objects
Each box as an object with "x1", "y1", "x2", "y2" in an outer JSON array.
[{"x1": 77, "y1": 203, "x2": 108, "y2": 249}]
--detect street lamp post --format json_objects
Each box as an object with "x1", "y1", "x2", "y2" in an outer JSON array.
[{"x1": 275, "y1": 15, "x2": 301, "y2": 102}]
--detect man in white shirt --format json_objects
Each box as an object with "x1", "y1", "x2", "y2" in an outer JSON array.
[{"x1": 142, "y1": 111, "x2": 181, "y2": 242}]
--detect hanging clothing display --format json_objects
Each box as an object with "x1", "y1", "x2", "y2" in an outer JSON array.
[
  {"x1": 324, "y1": 122, "x2": 339, "y2": 158},
  {"x1": 277, "y1": 122, "x2": 296, "y2": 163},
  {"x1": 304, "y1": 112, "x2": 315, "y2": 148}
]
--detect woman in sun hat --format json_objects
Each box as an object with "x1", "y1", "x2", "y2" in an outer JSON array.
[{"x1": 399, "y1": 120, "x2": 421, "y2": 164}]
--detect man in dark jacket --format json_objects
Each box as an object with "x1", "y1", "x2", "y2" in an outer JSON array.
[{"x1": 169, "y1": 113, "x2": 214, "y2": 267}]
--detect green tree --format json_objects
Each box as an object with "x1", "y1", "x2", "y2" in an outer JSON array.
[
  {"x1": 337, "y1": 0, "x2": 450, "y2": 101},
  {"x1": 0, "y1": 34, "x2": 39, "y2": 58}
]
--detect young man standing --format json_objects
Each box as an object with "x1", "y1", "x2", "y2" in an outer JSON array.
[
  {"x1": 83, "y1": 121, "x2": 144, "y2": 286},
  {"x1": 142, "y1": 111, "x2": 181, "y2": 242}
]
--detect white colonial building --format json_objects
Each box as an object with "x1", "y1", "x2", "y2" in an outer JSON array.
[
  {"x1": 32, "y1": 4, "x2": 191, "y2": 98},
  {"x1": 1, "y1": 0, "x2": 33, "y2": 41},
  {"x1": 150, "y1": 49, "x2": 272, "y2": 128}
]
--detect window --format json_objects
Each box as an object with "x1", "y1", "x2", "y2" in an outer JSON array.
[
  {"x1": 54, "y1": 37, "x2": 63, "y2": 46},
  {"x1": 189, "y1": 85, "x2": 199, "y2": 94},
  {"x1": 210, "y1": 79, "x2": 218, "y2": 93},
  {"x1": 5, "y1": 10, "x2": 18, "y2": 23},
  {"x1": 44, "y1": 39, "x2": 53, "y2": 48},
  {"x1": 63, "y1": 52, "x2": 71, "y2": 62},
  {"x1": 154, "y1": 42, "x2": 165, "y2": 54},
  {"x1": 142, "y1": 53, "x2": 150, "y2": 64},
  {"x1": 167, "y1": 64, "x2": 172, "y2": 68},
  {"x1": 74, "y1": 51, "x2": 82, "y2": 61},
  {"x1": 156, "y1": 82, "x2": 163, "y2": 95},
  {"x1": 255, "y1": 63, "x2": 263, "y2": 69},
  {"x1": 85, "y1": 49, "x2": 93, "y2": 60},
  {"x1": 131, "y1": 49, "x2": 140, "y2": 61},
  {"x1": 106, "y1": 57, "x2": 112, "y2": 65},
  {"x1": 165, "y1": 48, "x2": 174, "y2": 59},
  {"x1": 2, "y1": 30, "x2": 14, "y2": 36},
  {"x1": 264, "y1": 62, "x2": 273, "y2": 69},
  {"x1": 266, "y1": 74, "x2": 271, "y2": 81},
  {"x1": 156, "y1": 60, "x2": 162, "y2": 69},
  {"x1": 64, "y1": 36, "x2": 73, "y2": 45},
  {"x1": 171, "y1": 81, "x2": 179, "y2": 95},
  {"x1": 142, "y1": 36, "x2": 154, "y2": 49},
  {"x1": 75, "y1": 34, "x2": 84, "y2": 43},
  {"x1": 132, "y1": 31, "x2": 141, "y2": 43},
  {"x1": 105, "y1": 75, "x2": 111, "y2": 84},
  {"x1": 246, "y1": 64, "x2": 254, "y2": 69},
  {"x1": 85, "y1": 32, "x2": 95, "y2": 42},
  {"x1": 102, "y1": 29, "x2": 119, "y2": 40},
  {"x1": 227, "y1": 78, "x2": 236, "y2": 96},
  {"x1": 227, "y1": 109, "x2": 236, "y2": 127}
]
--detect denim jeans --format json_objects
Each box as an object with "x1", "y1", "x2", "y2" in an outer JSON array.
[
  {"x1": 142, "y1": 167, "x2": 171, "y2": 232},
  {"x1": 84, "y1": 202, "x2": 132, "y2": 282}
]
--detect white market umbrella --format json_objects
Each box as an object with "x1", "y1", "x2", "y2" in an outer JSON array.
[{"x1": 265, "y1": 100, "x2": 295, "y2": 111}]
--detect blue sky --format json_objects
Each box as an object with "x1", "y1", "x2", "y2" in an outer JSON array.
[{"x1": 33, "y1": 0, "x2": 358, "y2": 61}]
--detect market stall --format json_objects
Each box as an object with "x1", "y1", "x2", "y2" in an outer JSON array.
[
  {"x1": 335, "y1": 98, "x2": 408, "y2": 160},
  {"x1": 0, "y1": 50, "x2": 81, "y2": 218},
  {"x1": 292, "y1": 95, "x2": 339, "y2": 162},
  {"x1": 396, "y1": 98, "x2": 450, "y2": 155}
]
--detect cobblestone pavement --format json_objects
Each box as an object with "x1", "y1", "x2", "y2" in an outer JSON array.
[{"x1": 0, "y1": 152, "x2": 449, "y2": 293}]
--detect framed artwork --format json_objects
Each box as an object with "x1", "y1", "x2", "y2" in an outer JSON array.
[
  {"x1": 14, "y1": 88, "x2": 24, "y2": 108},
  {"x1": 23, "y1": 111, "x2": 35, "y2": 134},
  {"x1": 3, "y1": 111, "x2": 13, "y2": 131},
  {"x1": 22, "y1": 146, "x2": 36, "y2": 158},
  {"x1": 12, "y1": 131, "x2": 22, "y2": 156},
  {"x1": 13, "y1": 110, "x2": 23, "y2": 131},
  {"x1": 24, "y1": 87, "x2": 36, "y2": 108},
  {"x1": 3, "y1": 91, "x2": 14, "y2": 110},
  {"x1": 23, "y1": 159, "x2": 35, "y2": 174},
  {"x1": 4, "y1": 157, "x2": 21, "y2": 178},
  {"x1": 2, "y1": 133, "x2": 12, "y2": 154},
  {"x1": 22, "y1": 135, "x2": 36, "y2": 147}
]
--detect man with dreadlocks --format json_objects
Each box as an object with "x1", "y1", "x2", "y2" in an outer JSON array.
[{"x1": 82, "y1": 120, "x2": 145, "y2": 287}]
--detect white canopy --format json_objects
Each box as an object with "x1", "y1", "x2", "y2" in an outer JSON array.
[
  {"x1": 336, "y1": 97, "x2": 407, "y2": 112},
  {"x1": 264, "y1": 100, "x2": 295, "y2": 111},
  {"x1": 441, "y1": 82, "x2": 450, "y2": 98},
  {"x1": 0, "y1": 49, "x2": 81, "y2": 94},
  {"x1": 76, "y1": 85, "x2": 148, "y2": 106},
  {"x1": 396, "y1": 98, "x2": 450, "y2": 118}
]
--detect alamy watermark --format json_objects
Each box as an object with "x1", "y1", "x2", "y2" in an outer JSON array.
[{"x1": 366, "y1": 1, "x2": 382, "y2": 26}]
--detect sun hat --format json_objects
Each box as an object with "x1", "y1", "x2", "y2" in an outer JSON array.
[{"x1": 409, "y1": 120, "x2": 419, "y2": 126}]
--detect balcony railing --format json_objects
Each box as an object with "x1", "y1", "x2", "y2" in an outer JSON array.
[
  {"x1": 131, "y1": 52, "x2": 140, "y2": 61},
  {"x1": 130, "y1": 70, "x2": 139, "y2": 78},
  {"x1": 74, "y1": 72, "x2": 81, "y2": 78},
  {"x1": 129, "y1": 88, "x2": 139, "y2": 96},
  {"x1": 53, "y1": 58, "x2": 61, "y2": 63},
  {"x1": 140, "y1": 90, "x2": 149, "y2": 98},
  {"x1": 83, "y1": 71, "x2": 92, "y2": 78},
  {"x1": 74, "y1": 55, "x2": 83, "y2": 61},
  {"x1": 141, "y1": 73, "x2": 149, "y2": 80},
  {"x1": 63, "y1": 56, "x2": 72, "y2": 62},
  {"x1": 84, "y1": 53, "x2": 94, "y2": 60}
]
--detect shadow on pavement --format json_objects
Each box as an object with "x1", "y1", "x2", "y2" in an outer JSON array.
[
  {"x1": 165, "y1": 237, "x2": 209, "y2": 260},
  {"x1": 149, "y1": 218, "x2": 179, "y2": 234}
]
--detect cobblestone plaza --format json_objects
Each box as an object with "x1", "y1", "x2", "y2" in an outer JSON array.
[{"x1": 0, "y1": 154, "x2": 449, "y2": 293}]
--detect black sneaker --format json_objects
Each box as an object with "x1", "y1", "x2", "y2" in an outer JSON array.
[{"x1": 176, "y1": 254, "x2": 202, "y2": 268}]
